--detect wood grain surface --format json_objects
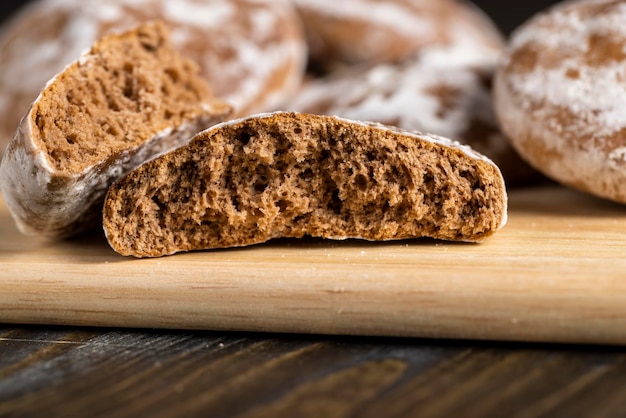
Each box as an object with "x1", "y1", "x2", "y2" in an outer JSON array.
[
  {"x1": 2, "y1": 185, "x2": 626, "y2": 345},
  {"x1": 2, "y1": 326, "x2": 626, "y2": 418}
]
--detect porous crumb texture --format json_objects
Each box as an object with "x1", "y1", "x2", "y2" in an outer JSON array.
[
  {"x1": 0, "y1": 21, "x2": 231, "y2": 239},
  {"x1": 104, "y1": 113, "x2": 507, "y2": 257},
  {"x1": 32, "y1": 21, "x2": 226, "y2": 173}
]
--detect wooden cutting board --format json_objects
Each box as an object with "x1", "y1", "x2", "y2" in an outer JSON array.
[{"x1": 2, "y1": 184, "x2": 626, "y2": 345}]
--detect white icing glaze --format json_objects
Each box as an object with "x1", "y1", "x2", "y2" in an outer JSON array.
[
  {"x1": 292, "y1": 0, "x2": 503, "y2": 68},
  {"x1": 293, "y1": 0, "x2": 436, "y2": 41},
  {"x1": 504, "y1": 0, "x2": 626, "y2": 137},
  {"x1": 162, "y1": 1, "x2": 235, "y2": 28},
  {"x1": 511, "y1": 62, "x2": 626, "y2": 138},
  {"x1": 608, "y1": 147, "x2": 626, "y2": 169},
  {"x1": 495, "y1": 70, "x2": 626, "y2": 204},
  {"x1": 222, "y1": 37, "x2": 305, "y2": 112},
  {"x1": 446, "y1": 0, "x2": 504, "y2": 51},
  {"x1": 511, "y1": 1, "x2": 626, "y2": 51},
  {"x1": 412, "y1": 34, "x2": 501, "y2": 69},
  {"x1": 495, "y1": 0, "x2": 626, "y2": 203}
]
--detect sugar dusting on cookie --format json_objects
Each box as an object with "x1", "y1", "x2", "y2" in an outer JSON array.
[
  {"x1": 503, "y1": 0, "x2": 626, "y2": 138},
  {"x1": 495, "y1": 0, "x2": 626, "y2": 203}
]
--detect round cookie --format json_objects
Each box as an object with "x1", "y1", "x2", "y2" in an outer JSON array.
[
  {"x1": 0, "y1": 0, "x2": 307, "y2": 150},
  {"x1": 494, "y1": 0, "x2": 626, "y2": 203},
  {"x1": 289, "y1": 44, "x2": 539, "y2": 186},
  {"x1": 291, "y1": 0, "x2": 504, "y2": 73}
]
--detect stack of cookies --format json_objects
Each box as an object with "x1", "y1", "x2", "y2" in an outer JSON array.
[{"x1": 5, "y1": 0, "x2": 590, "y2": 257}]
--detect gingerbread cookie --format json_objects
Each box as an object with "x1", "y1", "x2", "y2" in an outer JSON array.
[
  {"x1": 494, "y1": 0, "x2": 626, "y2": 203},
  {"x1": 0, "y1": 22, "x2": 231, "y2": 238},
  {"x1": 292, "y1": 0, "x2": 503, "y2": 73},
  {"x1": 0, "y1": 0, "x2": 306, "y2": 150},
  {"x1": 103, "y1": 112, "x2": 507, "y2": 257}
]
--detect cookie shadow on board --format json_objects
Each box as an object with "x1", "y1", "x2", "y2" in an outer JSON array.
[
  {"x1": 113, "y1": 236, "x2": 470, "y2": 261},
  {"x1": 259, "y1": 236, "x2": 469, "y2": 252},
  {"x1": 60, "y1": 229, "x2": 121, "y2": 257},
  {"x1": 0, "y1": 224, "x2": 123, "y2": 264},
  {"x1": 11, "y1": 226, "x2": 469, "y2": 264}
]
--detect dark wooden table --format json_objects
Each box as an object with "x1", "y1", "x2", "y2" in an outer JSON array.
[{"x1": 2, "y1": 326, "x2": 626, "y2": 418}]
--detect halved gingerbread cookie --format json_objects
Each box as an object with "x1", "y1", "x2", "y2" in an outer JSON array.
[
  {"x1": 0, "y1": 21, "x2": 231, "y2": 237},
  {"x1": 103, "y1": 112, "x2": 508, "y2": 257}
]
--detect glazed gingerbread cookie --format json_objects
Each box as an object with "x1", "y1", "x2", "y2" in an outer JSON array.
[
  {"x1": 291, "y1": 0, "x2": 504, "y2": 73},
  {"x1": 0, "y1": 0, "x2": 307, "y2": 150},
  {"x1": 494, "y1": 0, "x2": 626, "y2": 203},
  {"x1": 0, "y1": 22, "x2": 231, "y2": 238}
]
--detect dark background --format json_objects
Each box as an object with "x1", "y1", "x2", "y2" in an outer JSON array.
[{"x1": 0, "y1": 0, "x2": 562, "y2": 35}]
